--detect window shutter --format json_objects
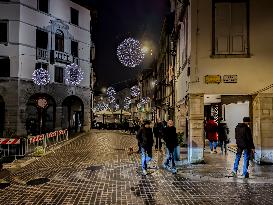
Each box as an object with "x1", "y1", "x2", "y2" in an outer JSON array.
[
  {"x1": 230, "y1": 3, "x2": 247, "y2": 54},
  {"x1": 215, "y1": 3, "x2": 230, "y2": 54}
]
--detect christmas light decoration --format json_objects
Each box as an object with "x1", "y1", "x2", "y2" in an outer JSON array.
[
  {"x1": 65, "y1": 63, "x2": 84, "y2": 85},
  {"x1": 32, "y1": 67, "x2": 50, "y2": 85},
  {"x1": 108, "y1": 95, "x2": 116, "y2": 103},
  {"x1": 93, "y1": 102, "x2": 110, "y2": 112},
  {"x1": 123, "y1": 97, "x2": 132, "y2": 110},
  {"x1": 130, "y1": 85, "x2": 140, "y2": 97},
  {"x1": 117, "y1": 38, "x2": 145, "y2": 68},
  {"x1": 106, "y1": 87, "x2": 116, "y2": 97},
  {"x1": 137, "y1": 103, "x2": 142, "y2": 109},
  {"x1": 140, "y1": 97, "x2": 150, "y2": 105}
]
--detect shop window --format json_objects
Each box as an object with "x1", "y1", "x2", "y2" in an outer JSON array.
[
  {"x1": 35, "y1": 62, "x2": 48, "y2": 70},
  {"x1": 71, "y1": 8, "x2": 79, "y2": 26},
  {"x1": 0, "y1": 21, "x2": 8, "y2": 44},
  {"x1": 55, "y1": 30, "x2": 64, "y2": 52},
  {"x1": 0, "y1": 57, "x2": 10, "y2": 77},
  {"x1": 55, "y1": 66, "x2": 63, "y2": 83},
  {"x1": 71, "y1": 40, "x2": 78, "y2": 57},
  {"x1": 37, "y1": 0, "x2": 49, "y2": 13},
  {"x1": 212, "y1": 0, "x2": 249, "y2": 56},
  {"x1": 36, "y1": 29, "x2": 48, "y2": 49}
]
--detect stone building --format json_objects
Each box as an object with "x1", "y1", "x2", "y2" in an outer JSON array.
[
  {"x1": 0, "y1": 0, "x2": 94, "y2": 136},
  {"x1": 171, "y1": 0, "x2": 273, "y2": 163}
]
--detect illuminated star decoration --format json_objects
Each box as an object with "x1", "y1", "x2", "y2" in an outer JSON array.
[
  {"x1": 65, "y1": 63, "x2": 84, "y2": 85},
  {"x1": 117, "y1": 38, "x2": 145, "y2": 68},
  {"x1": 130, "y1": 85, "x2": 141, "y2": 97},
  {"x1": 32, "y1": 67, "x2": 50, "y2": 85},
  {"x1": 107, "y1": 87, "x2": 116, "y2": 97}
]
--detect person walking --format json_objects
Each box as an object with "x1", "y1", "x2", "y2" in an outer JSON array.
[
  {"x1": 153, "y1": 119, "x2": 164, "y2": 151},
  {"x1": 218, "y1": 117, "x2": 229, "y2": 155},
  {"x1": 136, "y1": 120, "x2": 154, "y2": 175},
  {"x1": 205, "y1": 116, "x2": 218, "y2": 153},
  {"x1": 163, "y1": 120, "x2": 178, "y2": 174},
  {"x1": 231, "y1": 117, "x2": 255, "y2": 178}
]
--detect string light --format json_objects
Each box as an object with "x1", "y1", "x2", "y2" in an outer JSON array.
[
  {"x1": 130, "y1": 85, "x2": 141, "y2": 97},
  {"x1": 32, "y1": 67, "x2": 50, "y2": 85},
  {"x1": 117, "y1": 38, "x2": 145, "y2": 68},
  {"x1": 65, "y1": 63, "x2": 84, "y2": 85}
]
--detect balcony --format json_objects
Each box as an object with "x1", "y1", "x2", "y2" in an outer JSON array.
[
  {"x1": 50, "y1": 50, "x2": 80, "y2": 66},
  {"x1": 36, "y1": 48, "x2": 49, "y2": 61}
]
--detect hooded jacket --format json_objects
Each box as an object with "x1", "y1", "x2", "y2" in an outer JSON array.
[
  {"x1": 205, "y1": 120, "x2": 218, "y2": 141},
  {"x1": 136, "y1": 126, "x2": 154, "y2": 150},
  {"x1": 235, "y1": 123, "x2": 255, "y2": 149}
]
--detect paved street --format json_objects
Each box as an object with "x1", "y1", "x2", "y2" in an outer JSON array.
[{"x1": 1, "y1": 130, "x2": 273, "y2": 205}]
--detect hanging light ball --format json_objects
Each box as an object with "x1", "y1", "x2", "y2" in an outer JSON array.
[
  {"x1": 65, "y1": 63, "x2": 84, "y2": 85},
  {"x1": 130, "y1": 85, "x2": 141, "y2": 97},
  {"x1": 32, "y1": 67, "x2": 50, "y2": 86},
  {"x1": 140, "y1": 97, "x2": 150, "y2": 105},
  {"x1": 117, "y1": 38, "x2": 145, "y2": 68},
  {"x1": 107, "y1": 87, "x2": 116, "y2": 96}
]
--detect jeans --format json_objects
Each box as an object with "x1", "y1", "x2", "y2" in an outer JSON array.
[
  {"x1": 141, "y1": 147, "x2": 152, "y2": 170},
  {"x1": 164, "y1": 148, "x2": 175, "y2": 168},
  {"x1": 155, "y1": 136, "x2": 162, "y2": 149},
  {"x1": 219, "y1": 140, "x2": 227, "y2": 153},
  {"x1": 233, "y1": 148, "x2": 250, "y2": 176},
  {"x1": 209, "y1": 140, "x2": 217, "y2": 151}
]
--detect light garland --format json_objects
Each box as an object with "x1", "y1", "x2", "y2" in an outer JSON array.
[
  {"x1": 130, "y1": 85, "x2": 140, "y2": 97},
  {"x1": 65, "y1": 63, "x2": 84, "y2": 85},
  {"x1": 32, "y1": 67, "x2": 50, "y2": 85},
  {"x1": 116, "y1": 38, "x2": 145, "y2": 68}
]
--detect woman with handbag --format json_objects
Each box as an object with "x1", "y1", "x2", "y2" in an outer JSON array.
[{"x1": 218, "y1": 118, "x2": 229, "y2": 155}]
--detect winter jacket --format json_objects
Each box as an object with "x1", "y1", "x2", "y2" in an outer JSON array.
[
  {"x1": 163, "y1": 126, "x2": 178, "y2": 152},
  {"x1": 218, "y1": 123, "x2": 229, "y2": 142},
  {"x1": 153, "y1": 122, "x2": 164, "y2": 138},
  {"x1": 205, "y1": 120, "x2": 218, "y2": 141},
  {"x1": 136, "y1": 127, "x2": 154, "y2": 150},
  {"x1": 235, "y1": 123, "x2": 255, "y2": 150}
]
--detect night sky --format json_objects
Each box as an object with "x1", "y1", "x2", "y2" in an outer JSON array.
[{"x1": 86, "y1": 0, "x2": 170, "y2": 88}]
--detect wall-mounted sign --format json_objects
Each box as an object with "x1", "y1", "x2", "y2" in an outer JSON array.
[
  {"x1": 205, "y1": 75, "x2": 221, "y2": 84},
  {"x1": 223, "y1": 75, "x2": 238, "y2": 83}
]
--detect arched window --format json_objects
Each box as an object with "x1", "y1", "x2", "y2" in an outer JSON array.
[{"x1": 55, "y1": 30, "x2": 64, "y2": 52}]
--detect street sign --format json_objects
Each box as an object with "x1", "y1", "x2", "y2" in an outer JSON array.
[
  {"x1": 204, "y1": 75, "x2": 221, "y2": 84},
  {"x1": 223, "y1": 75, "x2": 238, "y2": 83}
]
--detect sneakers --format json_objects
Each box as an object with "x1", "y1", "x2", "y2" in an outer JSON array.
[
  {"x1": 243, "y1": 173, "x2": 249, "y2": 178},
  {"x1": 171, "y1": 167, "x2": 177, "y2": 174},
  {"x1": 142, "y1": 169, "x2": 148, "y2": 175},
  {"x1": 230, "y1": 171, "x2": 237, "y2": 177}
]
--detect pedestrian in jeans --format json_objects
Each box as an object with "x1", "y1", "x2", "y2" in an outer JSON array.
[
  {"x1": 163, "y1": 120, "x2": 178, "y2": 174},
  {"x1": 231, "y1": 117, "x2": 255, "y2": 178},
  {"x1": 205, "y1": 116, "x2": 218, "y2": 153},
  {"x1": 136, "y1": 120, "x2": 154, "y2": 175},
  {"x1": 218, "y1": 117, "x2": 229, "y2": 155},
  {"x1": 153, "y1": 118, "x2": 164, "y2": 151}
]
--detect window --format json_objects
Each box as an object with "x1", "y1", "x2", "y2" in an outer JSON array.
[
  {"x1": 36, "y1": 29, "x2": 48, "y2": 49},
  {"x1": 0, "y1": 57, "x2": 10, "y2": 77},
  {"x1": 0, "y1": 21, "x2": 8, "y2": 44},
  {"x1": 70, "y1": 8, "x2": 79, "y2": 26},
  {"x1": 71, "y1": 40, "x2": 78, "y2": 57},
  {"x1": 55, "y1": 66, "x2": 63, "y2": 83},
  {"x1": 35, "y1": 62, "x2": 48, "y2": 70},
  {"x1": 55, "y1": 30, "x2": 64, "y2": 52},
  {"x1": 37, "y1": 0, "x2": 49, "y2": 13},
  {"x1": 212, "y1": 0, "x2": 249, "y2": 56}
]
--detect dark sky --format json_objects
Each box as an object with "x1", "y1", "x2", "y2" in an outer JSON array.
[{"x1": 90, "y1": 0, "x2": 169, "y2": 87}]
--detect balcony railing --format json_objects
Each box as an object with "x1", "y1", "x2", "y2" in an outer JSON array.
[{"x1": 36, "y1": 48, "x2": 49, "y2": 61}]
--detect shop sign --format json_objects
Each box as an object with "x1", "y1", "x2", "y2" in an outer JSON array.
[
  {"x1": 204, "y1": 75, "x2": 221, "y2": 84},
  {"x1": 223, "y1": 75, "x2": 238, "y2": 83}
]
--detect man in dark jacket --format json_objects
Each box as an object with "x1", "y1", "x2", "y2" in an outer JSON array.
[
  {"x1": 153, "y1": 119, "x2": 164, "y2": 151},
  {"x1": 218, "y1": 117, "x2": 229, "y2": 155},
  {"x1": 136, "y1": 120, "x2": 154, "y2": 175},
  {"x1": 163, "y1": 120, "x2": 178, "y2": 174},
  {"x1": 231, "y1": 117, "x2": 255, "y2": 178}
]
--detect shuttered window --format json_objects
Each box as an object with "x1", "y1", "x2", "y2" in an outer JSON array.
[{"x1": 213, "y1": 0, "x2": 249, "y2": 56}]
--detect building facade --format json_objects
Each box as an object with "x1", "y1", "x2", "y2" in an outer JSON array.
[
  {"x1": 0, "y1": 0, "x2": 93, "y2": 136},
  {"x1": 172, "y1": 0, "x2": 273, "y2": 163}
]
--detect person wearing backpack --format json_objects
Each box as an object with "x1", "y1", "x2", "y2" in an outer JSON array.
[
  {"x1": 218, "y1": 117, "x2": 229, "y2": 155},
  {"x1": 205, "y1": 116, "x2": 218, "y2": 154}
]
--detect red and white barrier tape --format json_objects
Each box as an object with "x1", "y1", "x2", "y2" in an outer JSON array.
[
  {"x1": 29, "y1": 129, "x2": 68, "y2": 144},
  {"x1": 0, "y1": 138, "x2": 20, "y2": 145}
]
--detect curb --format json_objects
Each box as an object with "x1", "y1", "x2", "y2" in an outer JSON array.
[{"x1": 3, "y1": 132, "x2": 88, "y2": 170}]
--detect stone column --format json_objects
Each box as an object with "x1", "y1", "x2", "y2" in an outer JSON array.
[
  {"x1": 55, "y1": 106, "x2": 63, "y2": 130},
  {"x1": 253, "y1": 93, "x2": 273, "y2": 164},
  {"x1": 83, "y1": 108, "x2": 91, "y2": 132},
  {"x1": 188, "y1": 94, "x2": 204, "y2": 164}
]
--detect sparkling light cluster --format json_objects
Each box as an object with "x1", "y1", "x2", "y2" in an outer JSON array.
[
  {"x1": 123, "y1": 97, "x2": 132, "y2": 110},
  {"x1": 65, "y1": 63, "x2": 84, "y2": 85},
  {"x1": 107, "y1": 87, "x2": 116, "y2": 96},
  {"x1": 140, "y1": 97, "x2": 150, "y2": 105},
  {"x1": 130, "y1": 85, "x2": 141, "y2": 97},
  {"x1": 93, "y1": 102, "x2": 109, "y2": 113},
  {"x1": 32, "y1": 67, "x2": 50, "y2": 86},
  {"x1": 117, "y1": 38, "x2": 145, "y2": 68}
]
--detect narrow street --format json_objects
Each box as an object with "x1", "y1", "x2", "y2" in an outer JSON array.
[{"x1": 0, "y1": 131, "x2": 273, "y2": 205}]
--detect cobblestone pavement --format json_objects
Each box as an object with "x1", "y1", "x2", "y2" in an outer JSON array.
[{"x1": 1, "y1": 130, "x2": 273, "y2": 205}]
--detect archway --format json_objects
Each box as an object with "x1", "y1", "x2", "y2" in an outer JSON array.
[
  {"x1": 0, "y1": 95, "x2": 5, "y2": 135},
  {"x1": 26, "y1": 93, "x2": 56, "y2": 135},
  {"x1": 62, "y1": 95, "x2": 84, "y2": 133}
]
